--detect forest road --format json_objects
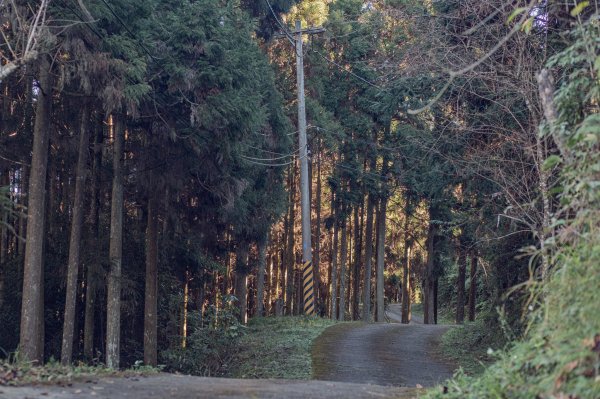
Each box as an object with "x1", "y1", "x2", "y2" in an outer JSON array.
[
  {"x1": 312, "y1": 303, "x2": 455, "y2": 388},
  {"x1": 0, "y1": 374, "x2": 418, "y2": 399}
]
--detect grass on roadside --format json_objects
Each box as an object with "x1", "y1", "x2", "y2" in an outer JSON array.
[
  {"x1": 228, "y1": 316, "x2": 336, "y2": 380},
  {"x1": 0, "y1": 359, "x2": 159, "y2": 386}
]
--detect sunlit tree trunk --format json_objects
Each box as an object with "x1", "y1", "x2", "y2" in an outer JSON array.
[
  {"x1": 314, "y1": 147, "x2": 322, "y2": 311},
  {"x1": 83, "y1": 119, "x2": 103, "y2": 361},
  {"x1": 143, "y1": 193, "x2": 158, "y2": 366},
  {"x1": 329, "y1": 192, "x2": 338, "y2": 319},
  {"x1": 401, "y1": 205, "x2": 412, "y2": 324},
  {"x1": 285, "y1": 163, "x2": 296, "y2": 315},
  {"x1": 19, "y1": 57, "x2": 52, "y2": 363},
  {"x1": 106, "y1": 115, "x2": 124, "y2": 369},
  {"x1": 468, "y1": 254, "x2": 477, "y2": 321},
  {"x1": 61, "y1": 104, "x2": 90, "y2": 365},
  {"x1": 352, "y1": 205, "x2": 361, "y2": 320}
]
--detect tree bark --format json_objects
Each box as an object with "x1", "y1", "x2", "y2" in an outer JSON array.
[
  {"x1": 83, "y1": 118, "x2": 103, "y2": 361},
  {"x1": 256, "y1": 234, "x2": 268, "y2": 317},
  {"x1": 468, "y1": 254, "x2": 477, "y2": 321},
  {"x1": 401, "y1": 225, "x2": 412, "y2": 324},
  {"x1": 106, "y1": 115, "x2": 124, "y2": 369},
  {"x1": 314, "y1": 148, "x2": 322, "y2": 312},
  {"x1": 329, "y1": 192, "x2": 338, "y2": 319},
  {"x1": 352, "y1": 205, "x2": 362, "y2": 320},
  {"x1": 456, "y1": 247, "x2": 466, "y2": 324},
  {"x1": 234, "y1": 242, "x2": 249, "y2": 323},
  {"x1": 375, "y1": 197, "x2": 387, "y2": 322},
  {"x1": 143, "y1": 193, "x2": 159, "y2": 366},
  {"x1": 61, "y1": 104, "x2": 90, "y2": 365},
  {"x1": 19, "y1": 57, "x2": 52, "y2": 364},
  {"x1": 423, "y1": 219, "x2": 436, "y2": 324},
  {"x1": 338, "y1": 206, "x2": 348, "y2": 321},
  {"x1": 285, "y1": 163, "x2": 296, "y2": 315},
  {"x1": 362, "y1": 193, "x2": 375, "y2": 322}
]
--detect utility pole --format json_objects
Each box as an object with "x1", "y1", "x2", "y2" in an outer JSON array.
[{"x1": 290, "y1": 20, "x2": 324, "y2": 316}]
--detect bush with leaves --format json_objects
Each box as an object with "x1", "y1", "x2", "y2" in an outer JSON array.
[{"x1": 160, "y1": 295, "x2": 245, "y2": 377}]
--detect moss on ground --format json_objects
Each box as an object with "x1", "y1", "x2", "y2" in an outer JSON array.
[{"x1": 228, "y1": 316, "x2": 336, "y2": 380}]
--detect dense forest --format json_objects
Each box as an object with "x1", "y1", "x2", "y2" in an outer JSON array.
[{"x1": 1, "y1": 0, "x2": 598, "y2": 397}]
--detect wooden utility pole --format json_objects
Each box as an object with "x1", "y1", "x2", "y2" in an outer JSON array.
[{"x1": 286, "y1": 20, "x2": 324, "y2": 316}]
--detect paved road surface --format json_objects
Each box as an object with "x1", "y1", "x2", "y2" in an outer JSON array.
[
  {"x1": 312, "y1": 304, "x2": 455, "y2": 387},
  {"x1": 0, "y1": 374, "x2": 417, "y2": 399}
]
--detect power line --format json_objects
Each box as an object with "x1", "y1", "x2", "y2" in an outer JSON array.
[{"x1": 263, "y1": 0, "x2": 295, "y2": 46}]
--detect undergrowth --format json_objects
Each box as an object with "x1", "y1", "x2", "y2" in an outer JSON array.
[{"x1": 228, "y1": 316, "x2": 336, "y2": 379}]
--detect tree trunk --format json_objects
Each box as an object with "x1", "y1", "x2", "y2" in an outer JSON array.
[
  {"x1": 401, "y1": 240, "x2": 412, "y2": 324},
  {"x1": 61, "y1": 105, "x2": 90, "y2": 365},
  {"x1": 468, "y1": 254, "x2": 477, "y2": 321},
  {"x1": 19, "y1": 57, "x2": 52, "y2": 364},
  {"x1": 143, "y1": 193, "x2": 159, "y2": 366},
  {"x1": 375, "y1": 197, "x2": 387, "y2": 322},
  {"x1": 256, "y1": 234, "x2": 268, "y2": 317},
  {"x1": 285, "y1": 164, "x2": 296, "y2": 315},
  {"x1": 106, "y1": 115, "x2": 124, "y2": 369},
  {"x1": 234, "y1": 242, "x2": 249, "y2": 323},
  {"x1": 83, "y1": 118, "x2": 103, "y2": 361},
  {"x1": 329, "y1": 193, "x2": 338, "y2": 319},
  {"x1": 362, "y1": 193, "x2": 375, "y2": 322},
  {"x1": 423, "y1": 220, "x2": 436, "y2": 324},
  {"x1": 314, "y1": 148, "x2": 322, "y2": 312},
  {"x1": 338, "y1": 208, "x2": 348, "y2": 321},
  {"x1": 456, "y1": 247, "x2": 466, "y2": 324},
  {"x1": 352, "y1": 205, "x2": 361, "y2": 320}
]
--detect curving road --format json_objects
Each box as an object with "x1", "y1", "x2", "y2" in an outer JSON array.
[{"x1": 312, "y1": 304, "x2": 455, "y2": 388}]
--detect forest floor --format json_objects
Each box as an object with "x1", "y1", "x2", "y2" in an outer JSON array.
[
  {"x1": 1, "y1": 305, "x2": 456, "y2": 398},
  {"x1": 312, "y1": 303, "x2": 455, "y2": 389}
]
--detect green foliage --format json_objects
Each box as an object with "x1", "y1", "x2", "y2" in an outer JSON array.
[
  {"x1": 160, "y1": 295, "x2": 245, "y2": 377},
  {"x1": 228, "y1": 316, "x2": 337, "y2": 379}
]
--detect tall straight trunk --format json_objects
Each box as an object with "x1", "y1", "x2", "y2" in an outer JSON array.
[
  {"x1": 401, "y1": 242, "x2": 412, "y2": 324},
  {"x1": 313, "y1": 148, "x2": 322, "y2": 310},
  {"x1": 338, "y1": 208, "x2": 348, "y2": 321},
  {"x1": 468, "y1": 254, "x2": 478, "y2": 321},
  {"x1": 143, "y1": 194, "x2": 159, "y2": 366},
  {"x1": 17, "y1": 165, "x2": 28, "y2": 256},
  {"x1": 285, "y1": 164, "x2": 296, "y2": 315},
  {"x1": 423, "y1": 220, "x2": 436, "y2": 324},
  {"x1": 234, "y1": 242, "x2": 249, "y2": 323},
  {"x1": 20, "y1": 57, "x2": 52, "y2": 363},
  {"x1": 375, "y1": 197, "x2": 387, "y2": 322},
  {"x1": 61, "y1": 105, "x2": 91, "y2": 365},
  {"x1": 329, "y1": 194, "x2": 338, "y2": 319},
  {"x1": 106, "y1": 115, "x2": 124, "y2": 369},
  {"x1": 256, "y1": 234, "x2": 268, "y2": 317},
  {"x1": 352, "y1": 206, "x2": 361, "y2": 320},
  {"x1": 362, "y1": 194, "x2": 375, "y2": 322},
  {"x1": 0, "y1": 172, "x2": 8, "y2": 309},
  {"x1": 84, "y1": 119, "x2": 103, "y2": 360},
  {"x1": 456, "y1": 247, "x2": 466, "y2": 324}
]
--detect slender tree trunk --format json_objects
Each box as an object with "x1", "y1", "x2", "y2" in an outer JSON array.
[
  {"x1": 143, "y1": 193, "x2": 158, "y2": 366},
  {"x1": 468, "y1": 254, "x2": 477, "y2": 321},
  {"x1": 314, "y1": 148, "x2": 322, "y2": 312},
  {"x1": 329, "y1": 194, "x2": 338, "y2": 319},
  {"x1": 20, "y1": 57, "x2": 52, "y2": 363},
  {"x1": 106, "y1": 115, "x2": 124, "y2": 369},
  {"x1": 362, "y1": 193, "x2": 375, "y2": 322},
  {"x1": 84, "y1": 118, "x2": 103, "y2": 361},
  {"x1": 401, "y1": 243, "x2": 412, "y2": 324},
  {"x1": 61, "y1": 105, "x2": 91, "y2": 365},
  {"x1": 375, "y1": 197, "x2": 387, "y2": 322},
  {"x1": 234, "y1": 242, "x2": 249, "y2": 323},
  {"x1": 285, "y1": 164, "x2": 296, "y2": 315},
  {"x1": 256, "y1": 234, "x2": 268, "y2": 317},
  {"x1": 456, "y1": 246, "x2": 466, "y2": 324},
  {"x1": 423, "y1": 220, "x2": 436, "y2": 324},
  {"x1": 338, "y1": 207, "x2": 348, "y2": 321},
  {"x1": 352, "y1": 206, "x2": 361, "y2": 320}
]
